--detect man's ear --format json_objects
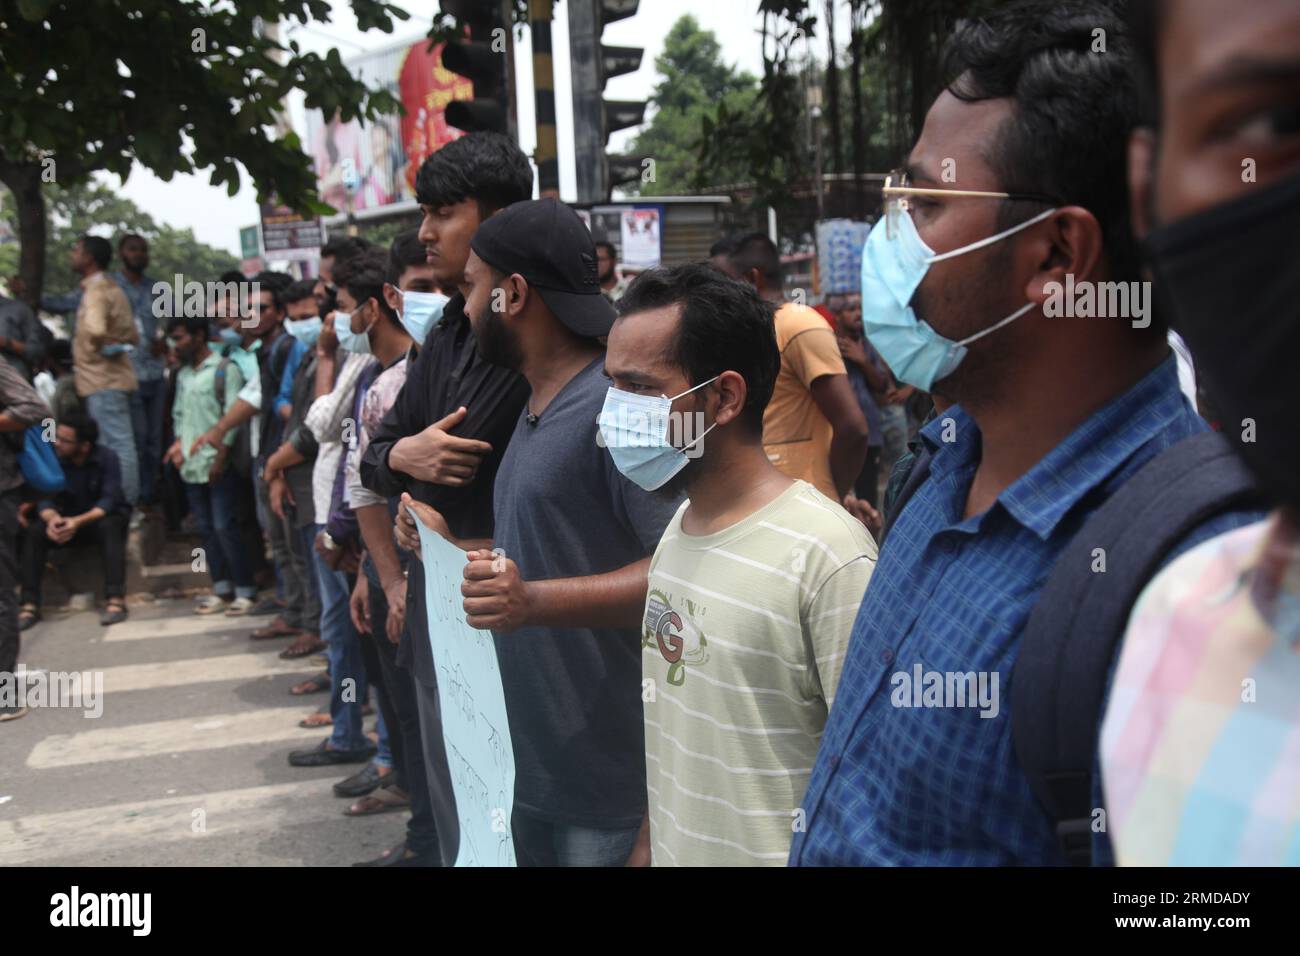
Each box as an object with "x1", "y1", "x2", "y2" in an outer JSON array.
[
  {"x1": 382, "y1": 282, "x2": 401, "y2": 316},
  {"x1": 1022, "y1": 205, "x2": 1104, "y2": 306},
  {"x1": 506, "y1": 273, "x2": 530, "y2": 316},
  {"x1": 713, "y1": 370, "x2": 748, "y2": 427},
  {"x1": 1128, "y1": 127, "x2": 1157, "y2": 242}
]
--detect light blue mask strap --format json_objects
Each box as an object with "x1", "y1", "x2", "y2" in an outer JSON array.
[
  {"x1": 665, "y1": 375, "x2": 720, "y2": 402},
  {"x1": 955, "y1": 299, "x2": 1038, "y2": 348},
  {"x1": 926, "y1": 207, "x2": 1057, "y2": 264}
]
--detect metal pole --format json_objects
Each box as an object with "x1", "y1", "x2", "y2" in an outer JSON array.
[
  {"x1": 812, "y1": 104, "x2": 825, "y2": 222},
  {"x1": 529, "y1": 0, "x2": 559, "y2": 196},
  {"x1": 568, "y1": 0, "x2": 606, "y2": 203},
  {"x1": 502, "y1": 0, "x2": 519, "y2": 142}
]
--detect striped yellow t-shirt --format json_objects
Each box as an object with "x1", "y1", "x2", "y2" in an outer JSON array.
[{"x1": 642, "y1": 479, "x2": 877, "y2": 866}]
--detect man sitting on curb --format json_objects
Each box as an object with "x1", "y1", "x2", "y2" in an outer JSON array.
[{"x1": 19, "y1": 411, "x2": 131, "y2": 627}]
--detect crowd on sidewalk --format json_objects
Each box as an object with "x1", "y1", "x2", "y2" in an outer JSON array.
[{"x1": 0, "y1": 0, "x2": 1295, "y2": 868}]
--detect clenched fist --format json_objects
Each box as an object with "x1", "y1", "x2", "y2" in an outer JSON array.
[{"x1": 461, "y1": 549, "x2": 533, "y2": 634}]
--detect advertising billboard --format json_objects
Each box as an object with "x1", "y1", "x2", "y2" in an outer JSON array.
[{"x1": 307, "y1": 39, "x2": 474, "y2": 215}]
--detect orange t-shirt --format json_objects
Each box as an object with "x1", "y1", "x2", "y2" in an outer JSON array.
[{"x1": 762, "y1": 303, "x2": 846, "y2": 499}]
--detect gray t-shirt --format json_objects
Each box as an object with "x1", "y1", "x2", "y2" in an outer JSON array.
[{"x1": 492, "y1": 355, "x2": 684, "y2": 829}]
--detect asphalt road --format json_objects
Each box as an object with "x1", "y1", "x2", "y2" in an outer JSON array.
[{"x1": 0, "y1": 600, "x2": 406, "y2": 866}]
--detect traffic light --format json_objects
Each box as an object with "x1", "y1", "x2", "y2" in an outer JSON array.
[
  {"x1": 440, "y1": 0, "x2": 510, "y2": 135},
  {"x1": 568, "y1": 0, "x2": 647, "y2": 200}
]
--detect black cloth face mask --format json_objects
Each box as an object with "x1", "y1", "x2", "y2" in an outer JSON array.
[{"x1": 1143, "y1": 170, "x2": 1300, "y2": 512}]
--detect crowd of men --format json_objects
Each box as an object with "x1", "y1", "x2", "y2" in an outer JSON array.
[{"x1": 0, "y1": 0, "x2": 1294, "y2": 867}]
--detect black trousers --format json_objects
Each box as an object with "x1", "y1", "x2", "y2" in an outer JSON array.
[
  {"x1": 0, "y1": 490, "x2": 20, "y2": 675},
  {"x1": 855, "y1": 446, "x2": 883, "y2": 508},
  {"x1": 365, "y1": 563, "x2": 441, "y2": 860},
  {"x1": 20, "y1": 510, "x2": 128, "y2": 606},
  {"x1": 233, "y1": 469, "x2": 269, "y2": 582}
]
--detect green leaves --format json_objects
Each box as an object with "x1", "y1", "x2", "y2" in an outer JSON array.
[
  {"x1": 628, "y1": 15, "x2": 760, "y2": 198},
  {"x1": 0, "y1": 0, "x2": 405, "y2": 218}
]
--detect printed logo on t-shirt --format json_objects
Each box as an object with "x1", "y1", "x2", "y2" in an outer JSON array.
[{"x1": 643, "y1": 589, "x2": 707, "y2": 686}]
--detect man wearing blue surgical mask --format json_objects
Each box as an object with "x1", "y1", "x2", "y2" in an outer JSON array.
[
  {"x1": 602, "y1": 263, "x2": 877, "y2": 866},
  {"x1": 791, "y1": 0, "x2": 1264, "y2": 867}
]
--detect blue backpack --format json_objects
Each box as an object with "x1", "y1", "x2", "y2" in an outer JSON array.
[{"x1": 17, "y1": 424, "x2": 65, "y2": 493}]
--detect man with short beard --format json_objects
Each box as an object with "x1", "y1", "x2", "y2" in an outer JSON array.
[
  {"x1": 595, "y1": 241, "x2": 627, "y2": 303},
  {"x1": 116, "y1": 234, "x2": 166, "y2": 507},
  {"x1": 397, "y1": 197, "x2": 683, "y2": 867}
]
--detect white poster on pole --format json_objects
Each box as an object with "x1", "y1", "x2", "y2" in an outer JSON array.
[{"x1": 620, "y1": 207, "x2": 662, "y2": 269}]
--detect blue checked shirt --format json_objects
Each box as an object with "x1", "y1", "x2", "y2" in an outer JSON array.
[
  {"x1": 788, "y1": 357, "x2": 1259, "y2": 866},
  {"x1": 111, "y1": 271, "x2": 165, "y2": 383}
]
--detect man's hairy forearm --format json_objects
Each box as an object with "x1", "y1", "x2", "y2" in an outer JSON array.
[{"x1": 525, "y1": 558, "x2": 651, "y2": 631}]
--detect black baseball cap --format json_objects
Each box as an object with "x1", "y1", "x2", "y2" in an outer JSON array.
[{"x1": 469, "y1": 197, "x2": 616, "y2": 338}]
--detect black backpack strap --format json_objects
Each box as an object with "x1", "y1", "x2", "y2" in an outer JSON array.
[
  {"x1": 1012, "y1": 430, "x2": 1264, "y2": 865},
  {"x1": 879, "y1": 444, "x2": 933, "y2": 544}
]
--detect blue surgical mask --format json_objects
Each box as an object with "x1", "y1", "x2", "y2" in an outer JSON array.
[
  {"x1": 283, "y1": 315, "x2": 322, "y2": 347},
  {"x1": 217, "y1": 327, "x2": 242, "y2": 349},
  {"x1": 860, "y1": 205, "x2": 1056, "y2": 390},
  {"x1": 398, "y1": 291, "x2": 448, "y2": 345},
  {"x1": 333, "y1": 311, "x2": 370, "y2": 354},
  {"x1": 598, "y1": 377, "x2": 719, "y2": 491}
]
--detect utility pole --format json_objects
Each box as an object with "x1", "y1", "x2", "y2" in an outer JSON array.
[
  {"x1": 529, "y1": 0, "x2": 559, "y2": 196},
  {"x1": 568, "y1": 0, "x2": 604, "y2": 203}
]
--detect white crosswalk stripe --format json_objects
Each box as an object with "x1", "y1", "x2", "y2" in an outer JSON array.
[
  {"x1": 26, "y1": 707, "x2": 326, "y2": 769},
  {"x1": 3, "y1": 605, "x2": 397, "y2": 866},
  {"x1": 97, "y1": 651, "x2": 314, "y2": 693},
  {"x1": 0, "y1": 781, "x2": 343, "y2": 866},
  {"x1": 101, "y1": 615, "x2": 258, "y2": 642}
]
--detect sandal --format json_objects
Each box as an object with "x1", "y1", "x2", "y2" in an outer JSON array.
[
  {"x1": 252, "y1": 617, "x2": 302, "y2": 640},
  {"x1": 344, "y1": 784, "x2": 410, "y2": 817},
  {"x1": 279, "y1": 633, "x2": 326, "y2": 660},
  {"x1": 299, "y1": 711, "x2": 333, "y2": 728},
  {"x1": 100, "y1": 599, "x2": 129, "y2": 626},
  {"x1": 18, "y1": 604, "x2": 41, "y2": 631},
  {"x1": 289, "y1": 672, "x2": 330, "y2": 696}
]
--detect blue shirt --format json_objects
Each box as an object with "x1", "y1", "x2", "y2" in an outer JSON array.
[
  {"x1": 846, "y1": 344, "x2": 884, "y2": 450},
  {"x1": 274, "y1": 337, "x2": 307, "y2": 420},
  {"x1": 789, "y1": 357, "x2": 1258, "y2": 866},
  {"x1": 110, "y1": 271, "x2": 165, "y2": 382}
]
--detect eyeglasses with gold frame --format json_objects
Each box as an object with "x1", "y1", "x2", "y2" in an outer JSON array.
[{"x1": 881, "y1": 169, "x2": 1057, "y2": 238}]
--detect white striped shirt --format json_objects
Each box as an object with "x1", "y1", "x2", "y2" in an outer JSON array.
[{"x1": 642, "y1": 480, "x2": 876, "y2": 866}]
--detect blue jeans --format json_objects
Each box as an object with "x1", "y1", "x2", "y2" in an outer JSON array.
[
  {"x1": 184, "y1": 476, "x2": 254, "y2": 598},
  {"x1": 511, "y1": 809, "x2": 642, "y2": 867},
  {"x1": 130, "y1": 377, "x2": 166, "y2": 505},
  {"x1": 309, "y1": 524, "x2": 368, "y2": 752},
  {"x1": 375, "y1": 705, "x2": 393, "y2": 770},
  {"x1": 86, "y1": 389, "x2": 139, "y2": 506}
]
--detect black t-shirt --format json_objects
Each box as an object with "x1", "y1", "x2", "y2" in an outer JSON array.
[
  {"x1": 491, "y1": 356, "x2": 684, "y2": 829},
  {"x1": 359, "y1": 293, "x2": 530, "y2": 683}
]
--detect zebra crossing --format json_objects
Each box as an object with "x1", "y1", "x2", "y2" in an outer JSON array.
[{"x1": 0, "y1": 602, "x2": 404, "y2": 866}]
